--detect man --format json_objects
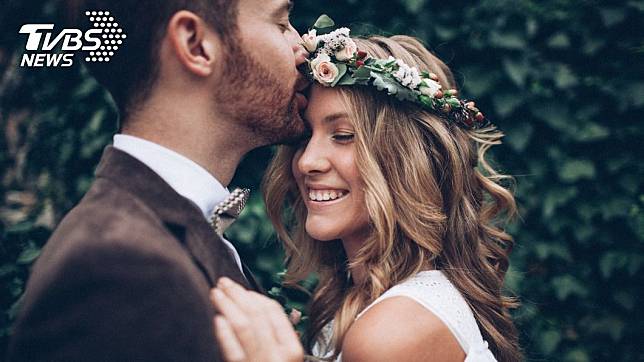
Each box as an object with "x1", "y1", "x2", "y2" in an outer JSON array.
[{"x1": 8, "y1": 0, "x2": 308, "y2": 360}]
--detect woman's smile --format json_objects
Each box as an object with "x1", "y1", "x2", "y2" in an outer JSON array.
[{"x1": 306, "y1": 183, "x2": 350, "y2": 203}]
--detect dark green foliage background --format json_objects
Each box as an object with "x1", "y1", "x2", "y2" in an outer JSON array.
[{"x1": 1, "y1": 0, "x2": 643, "y2": 360}]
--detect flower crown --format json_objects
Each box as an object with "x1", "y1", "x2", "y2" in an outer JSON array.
[{"x1": 301, "y1": 15, "x2": 491, "y2": 130}]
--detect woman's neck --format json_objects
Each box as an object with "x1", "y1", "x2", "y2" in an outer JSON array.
[{"x1": 341, "y1": 236, "x2": 367, "y2": 285}]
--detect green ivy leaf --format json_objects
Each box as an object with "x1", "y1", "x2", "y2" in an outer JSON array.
[
  {"x1": 505, "y1": 122, "x2": 533, "y2": 151},
  {"x1": 313, "y1": 14, "x2": 335, "y2": 29},
  {"x1": 539, "y1": 330, "x2": 562, "y2": 355},
  {"x1": 547, "y1": 33, "x2": 571, "y2": 48},
  {"x1": 563, "y1": 348, "x2": 591, "y2": 362},
  {"x1": 552, "y1": 275, "x2": 589, "y2": 300},
  {"x1": 502, "y1": 57, "x2": 530, "y2": 87},
  {"x1": 558, "y1": 160, "x2": 596, "y2": 182},
  {"x1": 16, "y1": 247, "x2": 40, "y2": 265},
  {"x1": 492, "y1": 91, "x2": 524, "y2": 117}
]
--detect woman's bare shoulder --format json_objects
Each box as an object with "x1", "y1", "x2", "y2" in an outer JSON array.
[{"x1": 341, "y1": 296, "x2": 465, "y2": 362}]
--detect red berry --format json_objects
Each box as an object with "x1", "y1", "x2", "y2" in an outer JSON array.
[
  {"x1": 434, "y1": 90, "x2": 444, "y2": 99},
  {"x1": 357, "y1": 50, "x2": 368, "y2": 59},
  {"x1": 356, "y1": 60, "x2": 365, "y2": 67},
  {"x1": 475, "y1": 112, "x2": 485, "y2": 122}
]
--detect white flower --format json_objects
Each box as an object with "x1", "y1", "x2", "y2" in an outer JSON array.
[
  {"x1": 419, "y1": 78, "x2": 443, "y2": 97},
  {"x1": 310, "y1": 53, "x2": 339, "y2": 86},
  {"x1": 318, "y1": 27, "x2": 351, "y2": 44},
  {"x1": 318, "y1": 27, "x2": 352, "y2": 55},
  {"x1": 302, "y1": 29, "x2": 319, "y2": 53},
  {"x1": 335, "y1": 38, "x2": 357, "y2": 61},
  {"x1": 392, "y1": 59, "x2": 422, "y2": 89}
]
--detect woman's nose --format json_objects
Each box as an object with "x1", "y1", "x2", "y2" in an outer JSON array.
[{"x1": 297, "y1": 140, "x2": 331, "y2": 175}]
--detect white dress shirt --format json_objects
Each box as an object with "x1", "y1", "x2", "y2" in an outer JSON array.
[{"x1": 112, "y1": 134, "x2": 244, "y2": 273}]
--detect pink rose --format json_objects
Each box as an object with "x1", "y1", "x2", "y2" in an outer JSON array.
[
  {"x1": 301, "y1": 29, "x2": 319, "y2": 53},
  {"x1": 335, "y1": 38, "x2": 357, "y2": 61},
  {"x1": 311, "y1": 53, "x2": 339, "y2": 86}
]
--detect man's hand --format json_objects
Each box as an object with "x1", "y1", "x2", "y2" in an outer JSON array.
[{"x1": 210, "y1": 277, "x2": 304, "y2": 362}]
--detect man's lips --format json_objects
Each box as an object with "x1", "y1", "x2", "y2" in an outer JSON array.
[
  {"x1": 295, "y1": 75, "x2": 310, "y2": 93},
  {"x1": 295, "y1": 92, "x2": 308, "y2": 110},
  {"x1": 294, "y1": 74, "x2": 311, "y2": 111}
]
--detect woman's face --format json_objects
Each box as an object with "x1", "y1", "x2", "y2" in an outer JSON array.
[{"x1": 292, "y1": 85, "x2": 370, "y2": 245}]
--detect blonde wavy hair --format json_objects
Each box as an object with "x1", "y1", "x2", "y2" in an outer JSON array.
[{"x1": 263, "y1": 35, "x2": 521, "y2": 361}]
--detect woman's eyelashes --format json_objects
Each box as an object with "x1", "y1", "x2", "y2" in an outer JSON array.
[
  {"x1": 296, "y1": 129, "x2": 354, "y2": 148},
  {"x1": 332, "y1": 132, "x2": 355, "y2": 143}
]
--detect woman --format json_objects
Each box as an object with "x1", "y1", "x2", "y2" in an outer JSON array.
[{"x1": 211, "y1": 22, "x2": 521, "y2": 362}]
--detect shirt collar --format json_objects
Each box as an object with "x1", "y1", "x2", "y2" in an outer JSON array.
[{"x1": 112, "y1": 134, "x2": 228, "y2": 219}]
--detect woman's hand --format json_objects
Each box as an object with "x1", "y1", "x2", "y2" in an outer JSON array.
[{"x1": 210, "y1": 277, "x2": 304, "y2": 362}]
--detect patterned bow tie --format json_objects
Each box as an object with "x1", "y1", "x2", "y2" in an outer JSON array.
[{"x1": 209, "y1": 188, "x2": 250, "y2": 237}]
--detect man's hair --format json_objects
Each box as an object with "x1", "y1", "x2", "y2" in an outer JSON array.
[{"x1": 70, "y1": 0, "x2": 240, "y2": 121}]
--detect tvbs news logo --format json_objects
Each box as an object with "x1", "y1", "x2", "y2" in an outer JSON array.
[{"x1": 19, "y1": 10, "x2": 126, "y2": 67}]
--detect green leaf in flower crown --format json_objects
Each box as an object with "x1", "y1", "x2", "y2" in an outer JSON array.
[
  {"x1": 313, "y1": 14, "x2": 335, "y2": 29},
  {"x1": 352, "y1": 66, "x2": 372, "y2": 80},
  {"x1": 372, "y1": 72, "x2": 399, "y2": 95},
  {"x1": 372, "y1": 58, "x2": 396, "y2": 69},
  {"x1": 396, "y1": 87, "x2": 418, "y2": 102},
  {"x1": 419, "y1": 94, "x2": 432, "y2": 107},
  {"x1": 331, "y1": 63, "x2": 348, "y2": 87},
  {"x1": 446, "y1": 98, "x2": 461, "y2": 107},
  {"x1": 337, "y1": 73, "x2": 357, "y2": 86}
]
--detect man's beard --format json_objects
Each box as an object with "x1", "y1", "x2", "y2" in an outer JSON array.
[{"x1": 214, "y1": 40, "x2": 306, "y2": 146}]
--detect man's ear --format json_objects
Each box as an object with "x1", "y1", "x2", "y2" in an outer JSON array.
[{"x1": 166, "y1": 10, "x2": 219, "y2": 77}]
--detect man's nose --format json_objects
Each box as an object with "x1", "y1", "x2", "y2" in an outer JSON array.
[{"x1": 288, "y1": 24, "x2": 309, "y2": 66}]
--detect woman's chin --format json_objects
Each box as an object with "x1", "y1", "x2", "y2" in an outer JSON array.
[
  {"x1": 306, "y1": 229, "x2": 338, "y2": 241},
  {"x1": 305, "y1": 221, "x2": 339, "y2": 241}
]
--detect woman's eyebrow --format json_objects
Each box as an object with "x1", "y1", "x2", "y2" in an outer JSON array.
[{"x1": 321, "y1": 112, "x2": 350, "y2": 124}]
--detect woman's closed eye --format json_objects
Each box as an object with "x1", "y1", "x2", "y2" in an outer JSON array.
[{"x1": 332, "y1": 133, "x2": 355, "y2": 143}]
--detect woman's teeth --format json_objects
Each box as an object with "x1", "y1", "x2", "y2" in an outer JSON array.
[{"x1": 308, "y1": 190, "x2": 347, "y2": 202}]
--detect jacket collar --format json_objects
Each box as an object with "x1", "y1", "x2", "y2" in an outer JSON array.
[{"x1": 94, "y1": 146, "x2": 252, "y2": 290}]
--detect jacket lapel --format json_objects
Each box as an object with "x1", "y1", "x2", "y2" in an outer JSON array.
[
  {"x1": 94, "y1": 146, "x2": 251, "y2": 290},
  {"x1": 241, "y1": 261, "x2": 265, "y2": 294}
]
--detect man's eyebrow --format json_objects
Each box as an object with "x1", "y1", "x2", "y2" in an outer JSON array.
[{"x1": 272, "y1": 0, "x2": 294, "y2": 18}]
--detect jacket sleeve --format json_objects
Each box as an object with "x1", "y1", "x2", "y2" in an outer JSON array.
[{"x1": 8, "y1": 243, "x2": 222, "y2": 362}]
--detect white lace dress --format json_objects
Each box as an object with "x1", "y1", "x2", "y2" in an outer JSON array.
[{"x1": 312, "y1": 270, "x2": 496, "y2": 361}]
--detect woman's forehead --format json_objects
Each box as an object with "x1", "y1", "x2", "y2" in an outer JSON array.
[{"x1": 304, "y1": 86, "x2": 351, "y2": 126}]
